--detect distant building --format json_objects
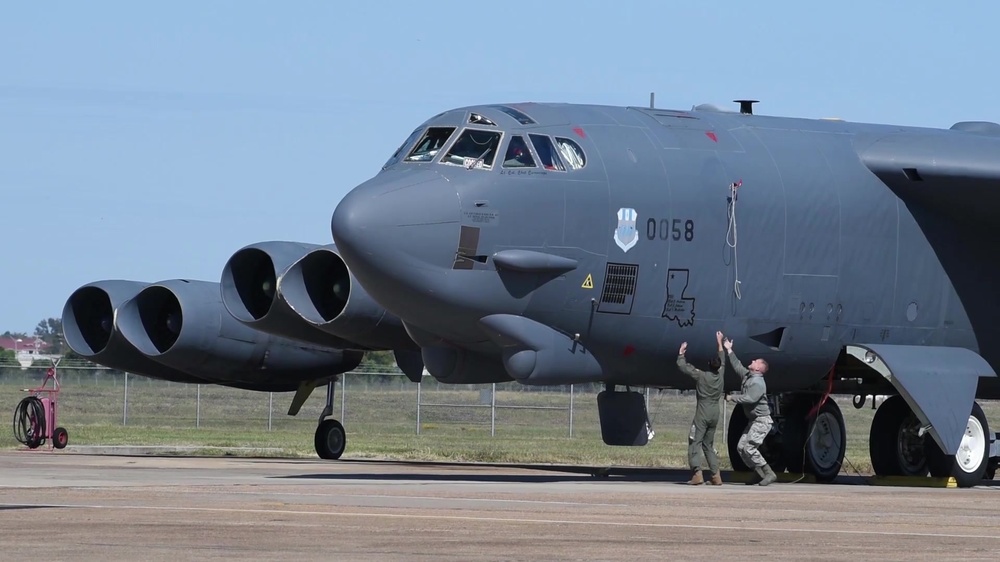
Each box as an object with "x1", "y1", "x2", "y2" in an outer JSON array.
[
  {"x1": 0, "y1": 337, "x2": 54, "y2": 368},
  {"x1": 0, "y1": 336, "x2": 50, "y2": 353}
]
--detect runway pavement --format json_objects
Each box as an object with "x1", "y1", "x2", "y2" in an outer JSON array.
[{"x1": 0, "y1": 452, "x2": 998, "y2": 561}]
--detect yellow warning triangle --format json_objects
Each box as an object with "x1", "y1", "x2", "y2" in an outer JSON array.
[{"x1": 581, "y1": 274, "x2": 594, "y2": 289}]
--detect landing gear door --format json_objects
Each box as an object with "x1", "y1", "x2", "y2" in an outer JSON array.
[{"x1": 847, "y1": 344, "x2": 995, "y2": 455}]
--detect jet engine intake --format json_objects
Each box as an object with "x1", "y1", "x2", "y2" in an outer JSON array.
[
  {"x1": 280, "y1": 247, "x2": 416, "y2": 350},
  {"x1": 61, "y1": 280, "x2": 206, "y2": 384},
  {"x1": 221, "y1": 241, "x2": 354, "y2": 348}
]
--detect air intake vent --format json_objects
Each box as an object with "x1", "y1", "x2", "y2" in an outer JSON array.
[{"x1": 597, "y1": 263, "x2": 638, "y2": 314}]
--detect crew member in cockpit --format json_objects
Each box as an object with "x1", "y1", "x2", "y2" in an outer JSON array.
[{"x1": 503, "y1": 136, "x2": 535, "y2": 168}]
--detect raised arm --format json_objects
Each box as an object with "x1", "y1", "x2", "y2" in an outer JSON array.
[
  {"x1": 677, "y1": 354, "x2": 702, "y2": 380},
  {"x1": 724, "y1": 338, "x2": 749, "y2": 378},
  {"x1": 677, "y1": 341, "x2": 701, "y2": 380}
]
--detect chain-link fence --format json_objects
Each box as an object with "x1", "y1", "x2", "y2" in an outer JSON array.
[{"x1": 8, "y1": 357, "x2": 993, "y2": 475}]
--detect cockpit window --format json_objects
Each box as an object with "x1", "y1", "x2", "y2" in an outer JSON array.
[
  {"x1": 528, "y1": 134, "x2": 565, "y2": 171},
  {"x1": 555, "y1": 137, "x2": 586, "y2": 169},
  {"x1": 405, "y1": 127, "x2": 455, "y2": 162},
  {"x1": 383, "y1": 127, "x2": 424, "y2": 168},
  {"x1": 440, "y1": 128, "x2": 503, "y2": 170},
  {"x1": 502, "y1": 135, "x2": 536, "y2": 168},
  {"x1": 468, "y1": 113, "x2": 497, "y2": 126}
]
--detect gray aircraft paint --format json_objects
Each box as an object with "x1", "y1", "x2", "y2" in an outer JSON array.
[
  {"x1": 331, "y1": 101, "x2": 1000, "y2": 456},
  {"x1": 62, "y1": 280, "x2": 207, "y2": 385},
  {"x1": 114, "y1": 279, "x2": 363, "y2": 390}
]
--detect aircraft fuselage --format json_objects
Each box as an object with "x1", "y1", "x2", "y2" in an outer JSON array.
[{"x1": 331, "y1": 102, "x2": 1000, "y2": 397}]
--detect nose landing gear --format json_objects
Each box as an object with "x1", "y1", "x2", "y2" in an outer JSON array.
[{"x1": 314, "y1": 380, "x2": 346, "y2": 460}]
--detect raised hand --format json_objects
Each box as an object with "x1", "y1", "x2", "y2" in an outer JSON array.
[
  {"x1": 679, "y1": 342, "x2": 688, "y2": 355},
  {"x1": 723, "y1": 338, "x2": 733, "y2": 352}
]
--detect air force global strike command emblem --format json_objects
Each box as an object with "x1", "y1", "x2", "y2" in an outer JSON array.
[{"x1": 614, "y1": 207, "x2": 638, "y2": 252}]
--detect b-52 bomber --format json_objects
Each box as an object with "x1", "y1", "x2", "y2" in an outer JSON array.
[{"x1": 327, "y1": 99, "x2": 1000, "y2": 487}]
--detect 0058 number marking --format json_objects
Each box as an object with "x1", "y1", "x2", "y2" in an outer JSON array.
[{"x1": 646, "y1": 218, "x2": 694, "y2": 241}]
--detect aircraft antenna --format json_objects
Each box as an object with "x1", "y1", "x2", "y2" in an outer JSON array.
[
  {"x1": 734, "y1": 99, "x2": 759, "y2": 115},
  {"x1": 649, "y1": 92, "x2": 654, "y2": 109}
]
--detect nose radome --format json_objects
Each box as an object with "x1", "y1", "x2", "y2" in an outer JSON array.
[{"x1": 331, "y1": 169, "x2": 462, "y2": 285}]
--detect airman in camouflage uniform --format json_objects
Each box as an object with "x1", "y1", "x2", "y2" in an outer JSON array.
[{"x1": 724, "y1": 338, "x2": 777, "y2": 486}]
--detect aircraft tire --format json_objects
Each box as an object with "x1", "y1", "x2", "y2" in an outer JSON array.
[
  {"x1": 869, "y1": 395, "x2": 927, "y2": 477},
  {"x1": 727, "y1": 407, "x2": 751, "y2": 472},
  {"x1": 783, "y1": 396, "x2": 846, "y2": 482},
  {"x1": 315, "y1": 419, "x2": 346, "y2": 460},
  {"x1": 924, "y1": 401, "x2": 990, "y2": 488}
]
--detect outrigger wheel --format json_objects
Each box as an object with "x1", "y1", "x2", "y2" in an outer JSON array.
[{"x1": 314, "y1": 419, "x2": 346, "y2": 460}]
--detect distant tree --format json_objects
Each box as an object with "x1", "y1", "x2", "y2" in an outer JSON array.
[
  {"x1": 33, "y1": 317, "x2": 65, "y2": 355},
  {"x1": 360, "y1": 350, "x2": 396, "y2": 370},
  {"x1": 0, "y1": 348, "x2": 14, "y2": 363},
  {"x1": 1, "y1": 331, "x2": 29, "y2": 340}
]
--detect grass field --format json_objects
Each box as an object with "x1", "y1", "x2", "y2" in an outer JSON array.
[{"x1": 2, "y1": 368, "x2": 998, "y2": 474}]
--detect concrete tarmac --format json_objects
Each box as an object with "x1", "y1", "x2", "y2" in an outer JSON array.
[{"x1": 0, "y1": 452, "x2": 998, "y2": 561}]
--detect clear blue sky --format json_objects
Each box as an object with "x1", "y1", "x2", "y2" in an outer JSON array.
[{"x1": 2, "y1": 1, "x2": 997, "y2": 333}]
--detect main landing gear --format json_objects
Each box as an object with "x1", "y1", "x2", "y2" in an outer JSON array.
[
  {"x1": 725, "y1": 391, "x2": 996, "y2": 487},
  {"x1": 867, "y1": 395, "x2": 992, "y2": 487},
  {"x1": 314, "y1": 380, "x2": 346, "y2": 460}
]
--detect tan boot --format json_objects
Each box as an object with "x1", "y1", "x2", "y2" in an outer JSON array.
[
  {"x1": 687, "y1": 469, "x2": 704, "y2": 485},
  {"x1": 758, "y1": 464, "x2": 777, "y2": 487},
  {"x1": 710, "y1": 471, "x2": 723, "y2": 486}
]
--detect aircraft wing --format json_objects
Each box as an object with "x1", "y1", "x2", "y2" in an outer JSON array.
[{"x1": 857, "y1": 127, "x2": 1000, "y2": 225}]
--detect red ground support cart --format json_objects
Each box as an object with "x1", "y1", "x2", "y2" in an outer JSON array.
[{"x1": 12, "y1": 365, "x2": 68, "y2": 450}]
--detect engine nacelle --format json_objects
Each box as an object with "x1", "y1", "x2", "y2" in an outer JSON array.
[
  {"x1": 61, "y1": 280, "x2": 207, "y2": 384},
  {"x1": 221, "y1": 241, "x2": 356, "y2": 349},
  {"x1": 117, "y1": 278, "x2": 363, "y2": 389},
  {"x1": 279, "y1": 246, "x2": 416, "y2": 351}
]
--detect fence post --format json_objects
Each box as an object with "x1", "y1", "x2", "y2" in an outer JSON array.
[
  {"x1": 569, "y1": 384, "x2": 575, "y2": 438},
  {"x1": 490, "y1": 383, "x2": 496, "y2": 437},
  {"x1": 268, "y1": 392, "x2": 273, "y2": 431},
  {"x1": 196, "y1": 384, "x2": 201, "y2": 428},
  {"x1": 415, "y1": 380, "x2": 421, "y2": 435},
  {"x1": 122, "y1": 372, "x2": 129, "y2": 426},
  {"x1": 722, "y1": 397, "x2": 727, "y2": 449},
  {"x1": 341, "y1": 376, "x2": 346, "y2": 422}
]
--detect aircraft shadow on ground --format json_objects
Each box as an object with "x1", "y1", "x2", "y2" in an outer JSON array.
[{"x1": 263, "y1": 459, "x2": 1000, "y2": 487}]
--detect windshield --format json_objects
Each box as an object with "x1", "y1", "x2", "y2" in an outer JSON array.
[
  {"x1": 383, "y1": 128, "x2": 424, "y2": 168},
  {"x1": 405, "y1": 127, "x2": 456, "y2": 162},
  {"x1": 440, "y1": 128, "x2": 503, "y2": 170},
  {"x1": 528, "y1": 134, "x2": 565, "y2": 171},
  {"x1": 502, "y1": 135, "x2": 536, "y2": 168}
]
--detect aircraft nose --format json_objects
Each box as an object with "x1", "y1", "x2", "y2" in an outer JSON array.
[{"x1": 331, "y1": 170, "x2": 461, "y2": 289}]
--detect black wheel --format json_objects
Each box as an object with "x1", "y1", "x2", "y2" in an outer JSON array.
[
  {"x1": 314, "y1": 419, "x2": 346, "y2": 460},
  {"x1": 783, "y1": 395, "x2": 846, "y2": 482},
  {"x1": 727, "y1": 405, "x2": 785, "y2": 472},
  {"x1": 52, "y1": 427, "x2": 68, "y2": 449},
  {"x1": 986, "y1": 458, "x2": 997, "y2": 481},
  {"x1": 869, "y1": 395, "x2": 927, "y2": 477},
  {"x1": 924, "y1": 401, "x2": 990, "y2": 488}
]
